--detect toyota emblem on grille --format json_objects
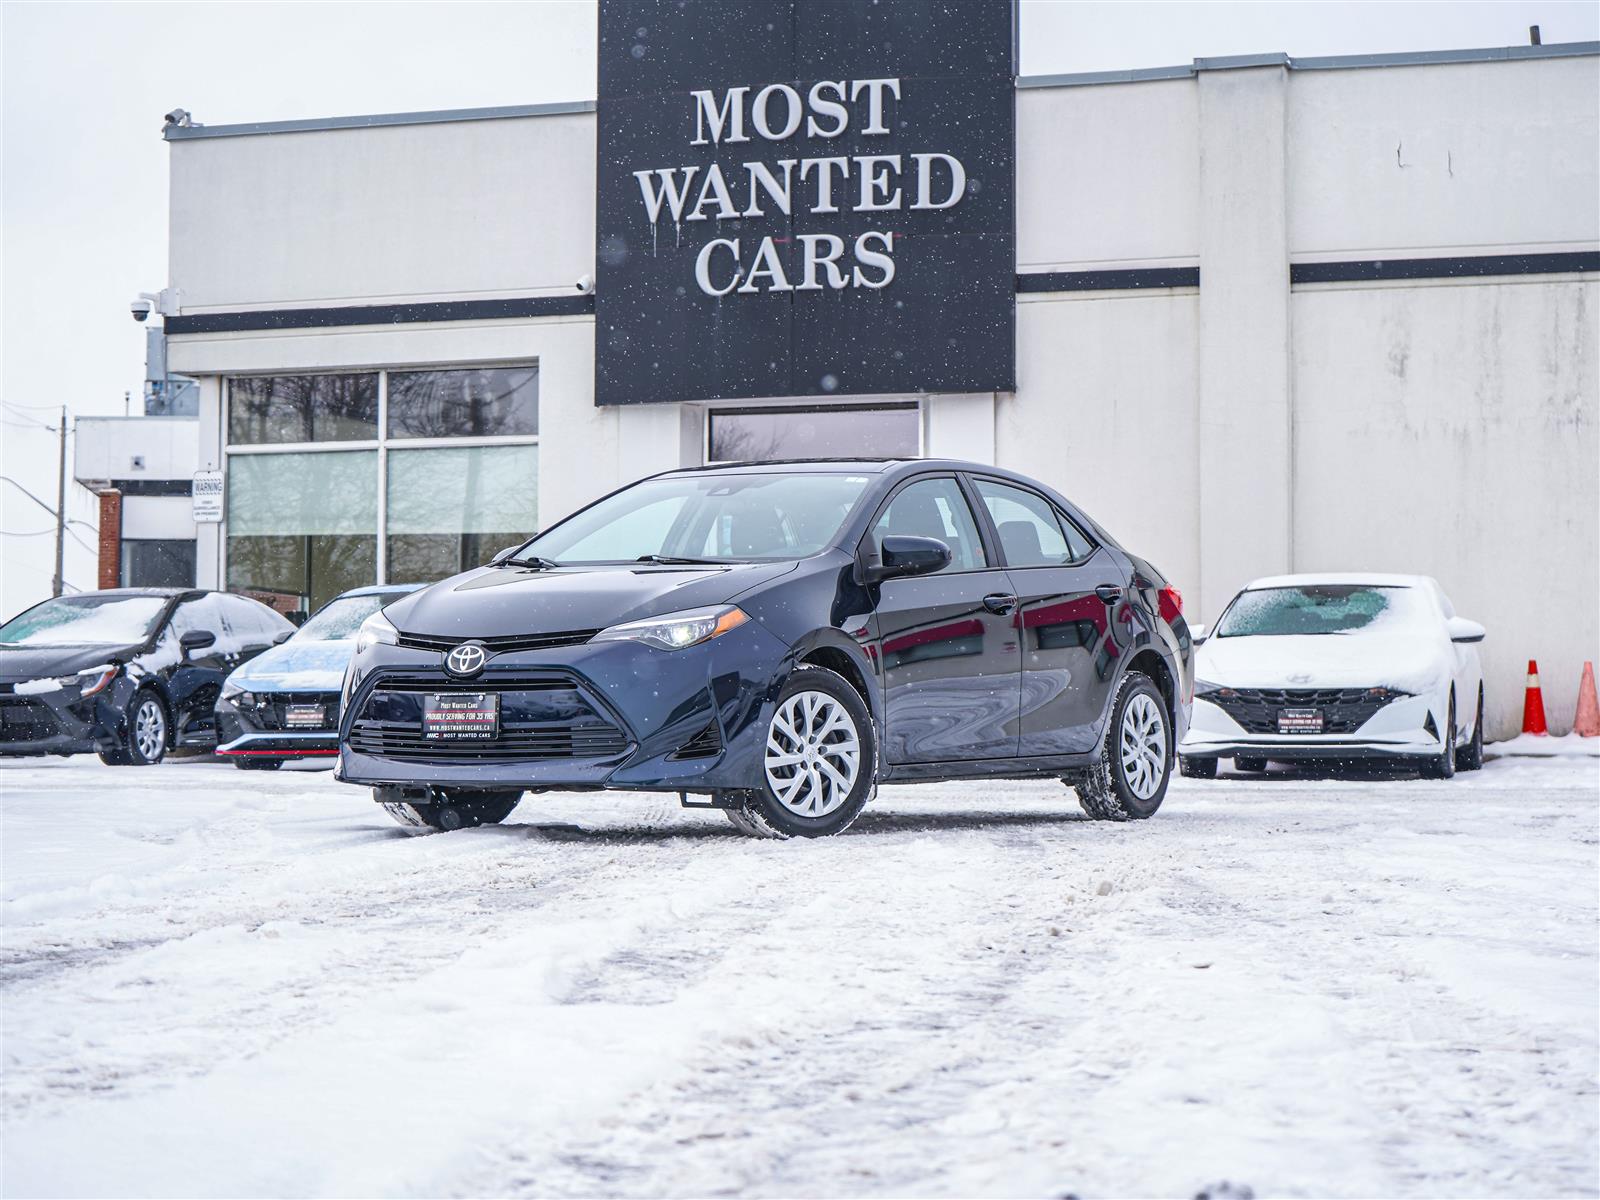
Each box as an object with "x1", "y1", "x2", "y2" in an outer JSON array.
[{"x1": 444, "y1": 642, "x2": 488, "y2": 678}]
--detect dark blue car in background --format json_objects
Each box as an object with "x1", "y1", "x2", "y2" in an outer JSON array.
[{"x1": 338, "y1": 460, "x2": 1191, "y2": 837}]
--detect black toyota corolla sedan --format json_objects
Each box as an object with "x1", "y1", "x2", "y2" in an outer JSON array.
[
  {"x1": 338, "y1": 460, "x2": 1192, "y2": 837},
  {"x1": 0, "y1": 588, "x2": 295, "y2": 764}
]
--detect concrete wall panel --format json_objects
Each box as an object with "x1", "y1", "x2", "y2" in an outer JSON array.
[{"x1": 1291, "y1": 277, "x2": 1598, "y2": 738}]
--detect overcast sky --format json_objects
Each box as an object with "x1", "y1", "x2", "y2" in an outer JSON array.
[{"x1": 3, "y1": 0, "x2": 1596, "y2": 607}]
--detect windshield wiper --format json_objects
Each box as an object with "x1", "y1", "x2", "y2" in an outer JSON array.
[
  {"x1": 498, "y1": 554, "x2": 561, "y2": 569},
  {"x1": 635, "y1": 554, "x2": 724, "y2": 566}
]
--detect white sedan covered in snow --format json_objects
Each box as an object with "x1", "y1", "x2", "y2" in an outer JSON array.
[{"x1": 1179, "y1": 574, "x2": 1485, "y2": 779}]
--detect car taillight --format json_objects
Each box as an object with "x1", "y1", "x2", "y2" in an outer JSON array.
[{"x1": 1158, "y1": 585, "x2": 1183, "y2": 623}]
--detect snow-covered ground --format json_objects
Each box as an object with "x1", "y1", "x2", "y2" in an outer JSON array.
[{"x1": 2, "y1": 753, "x2": 1596, "y2": 1199}]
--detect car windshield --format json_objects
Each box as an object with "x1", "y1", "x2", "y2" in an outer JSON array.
[
  {"x1": 294, "y1": 593, "x2": 407, "y2": 642},
  {"x1": 522, "y1": 472, "x2": 873, "y2": 564},
  {"x1": 0, "y1": 595, "x2": 169, "y2": 646},
  {"x1": 1216, "y1": 585, "x2": 1420, "y2": 637}
]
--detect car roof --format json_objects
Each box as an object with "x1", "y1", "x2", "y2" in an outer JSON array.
[
  {"x1": 1243, "y1": 573, "x2": 1433, "y2": 590},
  {"x1": 60, "y1": 587, "x2": 201, "y2": 599},
  {"x1": 659, "y1": 458, "x2": 1041, "y2": 479}
]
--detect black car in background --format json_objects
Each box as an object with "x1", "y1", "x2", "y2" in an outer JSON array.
[
  {"x1": 0, "y1": 588, "x2": 295, "y2": 764},
  {"x1": 339, "y1": 460, "x2": 1191, "y2": 837}
]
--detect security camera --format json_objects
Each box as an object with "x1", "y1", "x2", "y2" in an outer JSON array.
[
  {"x1": 163, "y1": 108, "x2": 192, "y2": 128},
  {"x1": 130, "y1": 297, "x2": 154, "y2": 323},
  {"x1": 575, "y1": 273, "x2": 595, "y2": 295}
]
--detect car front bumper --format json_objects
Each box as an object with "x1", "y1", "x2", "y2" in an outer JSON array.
[
  {"x1": 0, "y1": 683, "x2": 130, "y2": 757},
  {"x1": 1179, "y1": 693, "x2": 1445, "y2": 761},
  {"x1": 216, "y1": 691, "x2": 344, "y2": 760},
  {"x1": 335, "y1": 616, "x2": 796, "y2": 795}
]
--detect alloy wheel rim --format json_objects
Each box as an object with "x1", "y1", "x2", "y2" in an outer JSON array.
[
  {"x1": 1119, "y1": 693, "x2": 1167, "y2": 800},
  {"x1": 765, "y1": 690, "x2": 860, "y2": 818},
  {"x1": 135, "y1": 699, "x2": 165, "y2": 760}
]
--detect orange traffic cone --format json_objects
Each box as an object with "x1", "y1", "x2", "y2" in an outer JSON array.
[
  {"x1": 1574, "y1": 661, "x2": 1600, "y2": 738},
  {"x1": 1522, "y1": 659, "x2": 1549, "y2": 736}
]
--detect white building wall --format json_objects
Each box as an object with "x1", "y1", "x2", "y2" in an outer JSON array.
[
  {"x1": 73, "y1": 417, "x2": 198, "y2": 482},
  {"x1": 1001, "y1": 290, "x2": 1200, "y2": 599},
  {"x1": 1291, "y1": 276, "x2": 1599, "y2": 739},
  {"x1": 1289, "y1": 56, "x2": 1600, "y2": 258},
  {"x1": 169, "y1": 112, "x2": 596, "y2": 310}
]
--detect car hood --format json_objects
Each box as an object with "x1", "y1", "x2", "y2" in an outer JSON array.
[
  {"x1": 228, "y1": 639, "x2": 354, "y2": 692},
  {"x1": 0, "y1": 642, "x2": 144, "y2": 682},
  {"x1": 1197, "y1": 630, "x2": 1448, "y2": 692},
  {"x1": 386, "y1": 561, "x2": 799, "y2": 640}
]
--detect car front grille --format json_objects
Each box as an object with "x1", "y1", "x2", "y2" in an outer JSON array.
[
  {"x1": 1207, "y1": 687, "x2": 1401, "y2": 735},
  {"x1": 347, "y1": 671, "x2": 631, "y2": 764},
  {"x1": 0, "y1": 697, "x2": 61, "y2": 743},
  {"x1": 254, "y1": 691, "x2": 340, "y2": 732},
  {"x1": 394, "y1": 630, "x2": 600, "y2": 654}
]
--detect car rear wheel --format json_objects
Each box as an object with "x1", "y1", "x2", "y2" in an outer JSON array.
[
  {"x1": 1455, "y1": 688, "x2": 1484, "y2": 772},
  {"x1": 723, "y1": 667, "x2": 875, "y2": 839},
  {"x1": 1069, "y1": 673, "x2": 1171, "y2": 821},
  {"x1": 379, "y1": 789, "x2": 523, "y2": 832},
  {"x1": 1178, "y1": 755, "x2": 1218, "y2": 779},
  {"x1": 99, "y1": 690, "x2": 167, "y2": 766},
  {"x1": 1420, "y1": 695, "x2": 1457, "y2": 780}
]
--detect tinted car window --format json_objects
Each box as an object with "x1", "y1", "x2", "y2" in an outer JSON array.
[
  {"x1": 974, "y1": 480, "x2": 1073, "y2": 568},
  {"x1": 1056, "y1": 509, "x2": 1097, "y2": 561},
  {"x1": 872, "y1": 478, "x2": 986, "y2": 572}
]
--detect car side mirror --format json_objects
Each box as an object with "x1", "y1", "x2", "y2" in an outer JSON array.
[
  {"x1": 272, "y1": 629, "x2": 295, "y2": 645},
  {"x1": 864, "y1": 535, "x2": 952, "y2": 584},
  {"x1": 179, "y1": 629, "x2": 216, "y2": 655},
  {"x1": 490, "y1": 545, "x2": 521, "y2": 565},
  {"x1": 1446, "y1": 617, "x2": 1486, "y2": 644},
  {"x1": 1190, "y1": 622, "x2": 1208, "y2": 646}
]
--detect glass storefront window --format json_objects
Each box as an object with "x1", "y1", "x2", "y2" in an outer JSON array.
[
  {"x1": 387, "y1": 367, "x2": 539, "y2": 439},
  {"x1": 707, "y1": 404, "x2": 920, "y2": 462},
  {"x1": 226, "y1": 450, "x2": 378, "y2": 612},
  {"x1": 120, "y1": 539, "x2": 196, "y2": 588},
  {"x1": 386, "y1": 444, "x2": 539, "y2": 583},
  {"x1": 229, "y1": 373, "x2": 378, "y2": 444}
]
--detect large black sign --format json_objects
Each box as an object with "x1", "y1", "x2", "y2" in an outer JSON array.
[{"x1": 595, "y1": 0, "x2": 1016, "y2": 407}]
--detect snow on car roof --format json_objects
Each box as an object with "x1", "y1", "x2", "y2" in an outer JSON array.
[{"x1": 1242, "y1": 573, "x2": 1432, "y2": 590}]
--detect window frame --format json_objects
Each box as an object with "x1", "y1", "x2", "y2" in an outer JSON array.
[
  {"x1": 856, "y1": 471, "x2": 999, "y2": 578},
  {"x1": 703, "y1": 400, "x2": 924, "y2": 466},
  {"x1": 964, "y1": 474, "x2": 1102, "y2": 571},
  {"x1": 221, "y1": 363, "x2": 540, "y2": 591}
]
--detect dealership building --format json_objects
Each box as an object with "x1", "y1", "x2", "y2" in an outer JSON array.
[{"x1": 157, "y1": 15, "x2": 1597, "y2": 738}]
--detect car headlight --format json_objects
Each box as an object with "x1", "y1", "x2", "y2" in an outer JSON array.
[
  {"x1": 354, "y1": 611, "x2": 399, "y2": 655},
  {"x1": 56, "y1": 666, "x2": 118, "y2": 697},
  {"x1": 591, "y1": 605, "x2": 749, "y2": 651},
  {"x1": 1193, "y1": 679, "x2": 1236, "y2": 699},
  {"x1": 221, "y1": 680, "x2": 256, "y2": 708}
]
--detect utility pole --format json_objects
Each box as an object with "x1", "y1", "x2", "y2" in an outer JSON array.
[{"x1": 52, "y1": 406, "x2": 67, "y2": 597}]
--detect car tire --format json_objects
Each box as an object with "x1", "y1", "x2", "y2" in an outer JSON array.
[
  {"x1": 379, "y1": 789, "x2": 523, "y2": 832},
  {"x1": 723, "y1": 665, "x2": 875, "y2": 839},
  {"x1": 1069, "y1": 672, "x2": 1172, "y2": 821},
  {"x1": 232, "y1": 758, "x2": 282, "y2": 771},
  {"x1": 1178, "y1": 755, "x2": 1218, "y2": 779},
  {"x1": 1455, "y1": 688, "x2": 1484, "y2": 772},
  {"x1": 98, "y1": 689, "x2": 168, "y2": 766},
  {"x1": 1234, "y1": 756, "x2": 1268, "y2": 773},
  {"x1": 1420, "y1": 694, "x2": 1458, "y2": 780}
]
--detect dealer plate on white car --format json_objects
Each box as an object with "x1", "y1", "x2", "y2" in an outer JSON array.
[
  {"x1": 422, "y1": 693, "x2": 500, "y2": 740},
  {"x1": 1278, "y1": 707, "x2": 1323, "y2": 734},
  {"x1": 284, "y1": 704, "x2": 326, "y2": 728}
]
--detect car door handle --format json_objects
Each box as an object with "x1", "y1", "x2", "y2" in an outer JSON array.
[
  {"x1": 983, "y1": 592, "x2": 1018, "y2": 615},
  {"x1": 1095, "y1": 584, "x2": 1123, "y2": 603}
]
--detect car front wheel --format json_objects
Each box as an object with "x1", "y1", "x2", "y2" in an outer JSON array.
[
  {"x1": 1070, "y1": 673, "x2": 1171, "y2": 820},
  {"x1": 723, "y1": 666, "x2": 875, "y2": 839},
  {"x1": 1178, "y1": 755, "x2": 1218, "y2": 779},
  {"x1": 233, "y1": 757, "x2": 282, "y2": 771},
  {"x1": 1455, "y1": 688, "x2": 1484, "y2": 772},
  {"x1": 99, "y1": 690, "x2": 167, "y2": 766},
  {"x1": 1420, "y1": 694, "x2": 1458, "y2": 780}
]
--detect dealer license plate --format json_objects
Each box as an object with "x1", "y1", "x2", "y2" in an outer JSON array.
[
  {"x1": 284, "y1": 703, "x2": 326, "y2": 729},
  {"x1": 422, "y1": 693, "x2": 500, "y2": 740},
  {"x1": 1278, "y1": 707, "x2": 1323, "y2": 734}
]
